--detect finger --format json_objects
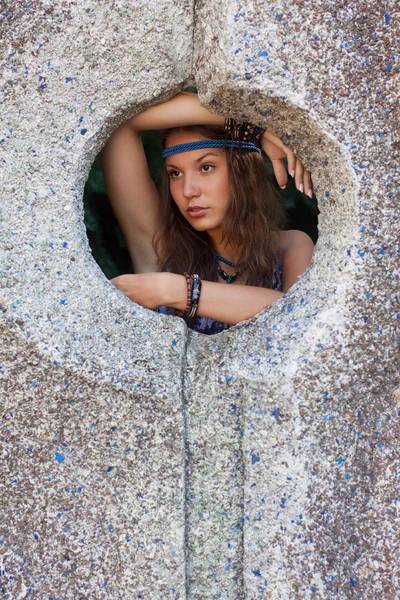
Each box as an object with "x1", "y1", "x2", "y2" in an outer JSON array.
[
  {"x1": 303, "y1": 170, "x2": 314, "y2": 198},
  {"x1": 263, "y1": 131, "x2": 296, "y2": 172},
  {"x1": 294, "y1": 158, "x2": 305, "y2": 193},
  {"x1": 286, "y1": 150, "x2": 296, "y2": 179},
  {"x1": 270, "y1": 159, "x2": 288, "y2": 189}
]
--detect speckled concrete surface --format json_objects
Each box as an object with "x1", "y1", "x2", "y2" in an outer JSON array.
[
  {"x1": 193, "y1": 1, "x2": 399, "y2": 597},
  {"x1": 0, "y1": 0, "x2": 399, "y2": 598}
]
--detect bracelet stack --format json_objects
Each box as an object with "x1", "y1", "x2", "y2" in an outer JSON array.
[
  {"x1": 176, "y1": 273, "x2": 202, "y2": 319},
  {"x1": 224, "y1": 117, "x2": 265, "y2": 147}
]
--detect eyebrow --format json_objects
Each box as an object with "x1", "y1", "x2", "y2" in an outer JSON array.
[{"x1": 166, "y1": 152, "x2": 220, "y2": 169}]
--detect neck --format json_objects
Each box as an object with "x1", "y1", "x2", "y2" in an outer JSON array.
[{"x1": 207, "y1": 229, "x2": 240, "y2": 264}]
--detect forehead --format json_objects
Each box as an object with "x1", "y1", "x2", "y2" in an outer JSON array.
[{"x1": 164, "y1": 132, "x2": 225, "y2": 166}]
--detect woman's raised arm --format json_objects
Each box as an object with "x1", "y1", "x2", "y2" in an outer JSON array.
[{"x1": 100, "y1": 93, "x2": 224, "y2": 273}]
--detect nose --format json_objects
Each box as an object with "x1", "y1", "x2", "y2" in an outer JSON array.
[{"x1": 182, "y1": 173, "x2": 201, "y2": 200}]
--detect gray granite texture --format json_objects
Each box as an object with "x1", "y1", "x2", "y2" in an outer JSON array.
[{"x1": 0, "y1": 0, "x2": 399, "y2": 599}]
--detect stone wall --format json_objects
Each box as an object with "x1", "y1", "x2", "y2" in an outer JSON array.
[{"x1": 0, "y1": 1, "x2": 398, "y2": 598}]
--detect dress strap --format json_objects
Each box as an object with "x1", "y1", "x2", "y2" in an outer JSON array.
[{"x1": 272, "y1": 250, "x2": 283, "y2": 274}]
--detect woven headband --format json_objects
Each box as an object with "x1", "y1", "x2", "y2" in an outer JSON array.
[{"x1": 162, "y1": 139, "x2": 262, "y2": 159}]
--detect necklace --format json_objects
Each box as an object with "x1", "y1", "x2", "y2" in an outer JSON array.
[
  {"x1": 215, "y1": 252, "x2": 246, "y2": 268},
  {"x1": 215, "y1": 253, "x2": 246, "y2": 284}
]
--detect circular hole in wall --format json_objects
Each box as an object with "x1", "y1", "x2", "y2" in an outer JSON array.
[{"x1": 83, "y1": 90, "x2": 320, "y2": 333}]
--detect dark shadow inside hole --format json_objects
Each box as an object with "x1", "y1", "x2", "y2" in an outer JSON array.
[{"x1": 84, "y1": 131, "x2": 319, "y2": 280}]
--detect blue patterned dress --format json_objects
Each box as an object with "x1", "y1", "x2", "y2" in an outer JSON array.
[{"x1": 156, "y1": 252, "x2": 283, "y2": 335}]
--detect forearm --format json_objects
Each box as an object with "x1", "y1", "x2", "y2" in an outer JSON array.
[
  {"x1": 128, "y1": 92, "x2": 224, "y2": 131},
  {"x1": 165, "y1": 275, "x2": 283, "y2": 326}
]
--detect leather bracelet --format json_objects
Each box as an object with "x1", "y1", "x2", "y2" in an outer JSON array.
[
  {"x1": 187, "y1": 275, "x2": 202, "y2": 318},
  {"x1": 176, "y1": 272, "x2": 193, "y2": 318}
]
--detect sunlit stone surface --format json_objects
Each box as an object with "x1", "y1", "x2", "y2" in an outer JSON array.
[{"x1": 0, "y1": 1, "x2": 398, "y2": 598}]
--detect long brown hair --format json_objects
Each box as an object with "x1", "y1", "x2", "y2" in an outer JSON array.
[{"x1": 153, "y1": 125, "x2": 286, "y2": 286}]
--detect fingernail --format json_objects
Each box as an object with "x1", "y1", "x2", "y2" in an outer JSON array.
[
  {"x1": 290, "y1": 170, "x2": 295, "y2": 178},
  {"x1": 307, "y1": 188, "x2": 313, "y2": 198},
  {"x1": 279, "y1": 184, "x2": 287, "y2": 190},
  {"x1": 299, "y1": 183, "x2": 304, "y2": 193}
]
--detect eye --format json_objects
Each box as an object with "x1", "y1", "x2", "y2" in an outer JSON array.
[
  {"x1": 201, "y1": 164, "x2": 214, "y2": 173},
  {"x1": 168, "y1": 170, "x2": 182, "y2": 179}
]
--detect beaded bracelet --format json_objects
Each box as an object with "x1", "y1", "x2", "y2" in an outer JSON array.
[
  {"x1": 187, "y1": 274, "x2": 202, "y2": 318},
  {"x1": 176, "y1": 273, "x2": 202, "y2": 319},
  {"x1": 224, "y1": 117, "x2": 265, "y2": 147},
  {"x1": 176, "y1": 272, "x2": 193, "y2": 318}
]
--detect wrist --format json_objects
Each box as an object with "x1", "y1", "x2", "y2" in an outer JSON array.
[{"x1": 162, "y1": 273, "x2": 187, "y2": 311}]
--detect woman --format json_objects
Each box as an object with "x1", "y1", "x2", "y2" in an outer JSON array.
[{"x1": 100, "y1": 91, "x2": 315, "y2": 335}]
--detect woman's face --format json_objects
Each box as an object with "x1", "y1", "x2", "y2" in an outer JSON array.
[{"x1": 164, "y1": 132, "x2": 231, "y2": 235}]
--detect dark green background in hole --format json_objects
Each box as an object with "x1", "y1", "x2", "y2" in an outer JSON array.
[{"x1": 84, "y1": 119, "x2": 319, "y2": 280}]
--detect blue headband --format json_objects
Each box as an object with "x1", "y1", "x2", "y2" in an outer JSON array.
[{"x1": 162, "y1": 139, "x2": 262, "y2": 159}]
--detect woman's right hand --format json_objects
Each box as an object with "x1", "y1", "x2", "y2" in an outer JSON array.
[{"x1": 261, "y1": 131, "x2": 313, "y2": 198}]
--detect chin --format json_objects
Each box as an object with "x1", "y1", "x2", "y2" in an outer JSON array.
[{"x1": 187, "y1": 217, "x2": 222, "y2": 232}]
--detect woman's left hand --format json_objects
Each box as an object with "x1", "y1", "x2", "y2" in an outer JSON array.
[
  {"x1": 261, "y1": 130, "x2": 314, "y2": 198},
  {"x1": 110, "y1": 272, "x2": 186, "y2": 310}
]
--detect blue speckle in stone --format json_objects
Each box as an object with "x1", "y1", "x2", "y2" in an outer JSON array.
[
  {"x1": 79, "y1": 116, "x2": 84, "y2": 122},
  {"x1": 383, "y1": 65, "x2": 392, "y2": 72},
  {"x1": 80, "y1": 128, "x2": 88, "y2": 135},
  {"x1": 60, "y1": 299, "x2": 67, "y2": 305},
  {"x1": 126, "y1": 538, "x2": 131, "y2": 542},
  {"x1": 350, "y1": 578, "x2": 357, "y2": 587},
  {"x1": 56, "y1": 512, "x2": 62, "y2": 518},
  {"x1": 171, "y1": 549, "x2": 177, "y2": 555},
  {"x1": 63, "y1": 241, "x2": 68, "y2": 247},
  {"x1": 325, "y1": 191, "x2": 330, "y2": 197},
  {"x1": 172, "y1": 340, "x2": 177, "y2": 346},
  {"x1": 252, "y1": 454, "x2": 260, "y2": 464},
  {"x1": 258, "y1": 50, "x2": 268, "y2": 56},
  {"x1": 55, "y1": 452, "x2": 65, "y2": 463},
  {"x1": 271, "y1": 408, "x2": 281, "y2": 419},
  {"x1": 385, "y1": 13, "x2": 391, "y2": 25},
  {"x1": 310, "y1": 588, "x2": 316, "y2": 593},
  {"x1": 337, "y1": 456, "x2": 345, "y2": 464},
  {"x1": 32, "y1": 380, "x2": 38, "y2": 387},
  {"x1": 345, "y1": 473, "x2": 351, "y2": 480},
  {"x1": 253, "y1": 569, "x2": 261, "y2": 577},
  {"x1": 65, "y1": 77, "x2": 73, "y2": 83},
  {"x1": 226, "y1": 375, "x2": 232, "y2": 382},
  {"x1": 34, "y1": 533, "x2": 39, "y2": 539}
]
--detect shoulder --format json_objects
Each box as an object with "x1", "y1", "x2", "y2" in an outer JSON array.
[
  {"x1": 271, "y1": 229, "x2": 314, "y2": 262},
  {"x1": 275, "y1": 229, "x2": 314, "y2": 251}
]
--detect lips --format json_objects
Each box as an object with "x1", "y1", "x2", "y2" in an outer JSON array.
[{"x1": 187, "y1": 206, "x2": 209, "y2": 218}]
